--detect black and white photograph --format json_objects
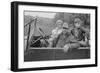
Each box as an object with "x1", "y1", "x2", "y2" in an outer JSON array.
[
  {"x1": 24, "y1": 11, "x2": 90, "y2": 62},
  {"x1": 11, "y1": 1, "x2": 97, "y2": 71}
]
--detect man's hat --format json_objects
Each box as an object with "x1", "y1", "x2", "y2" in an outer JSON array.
[{"x1": 63, "y1": 22, "x2": 69, "y2": 29}]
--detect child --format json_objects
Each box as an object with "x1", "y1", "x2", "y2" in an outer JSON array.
[
  {"x1": 63, "y1": 17, "x2": 89, "y2": 52},
  {"x1": 48, "y1": 20, "x2": 64, "y2": 47}
]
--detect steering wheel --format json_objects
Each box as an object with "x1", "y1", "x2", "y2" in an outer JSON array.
[{"x1": 31, "y1": 27, "x2": 49, "y2": 46}]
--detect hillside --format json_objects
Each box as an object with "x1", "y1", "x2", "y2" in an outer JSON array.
[{"x1": 24, "y1": 15, "x2": 55, "y2": 36}]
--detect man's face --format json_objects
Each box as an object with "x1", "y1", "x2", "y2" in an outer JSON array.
[{"x1": 74, "y1": 18, "x2": 82, "y2": 28}]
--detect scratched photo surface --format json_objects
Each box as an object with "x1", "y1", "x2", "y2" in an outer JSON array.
[{"x1": 24, "y1": 11, "x2": 90, "y2": 62}]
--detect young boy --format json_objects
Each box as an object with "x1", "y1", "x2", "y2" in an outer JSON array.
[{"x1": 56, "y1": 22, "x2": 71, "y2": 48}]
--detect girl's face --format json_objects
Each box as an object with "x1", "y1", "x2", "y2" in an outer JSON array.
[
  {"x1": 74, "y1": 22, "x2": 81, "y2": 28},
  {"x1": 74, "y1": 18, "x2": 82, "y2": 28}
]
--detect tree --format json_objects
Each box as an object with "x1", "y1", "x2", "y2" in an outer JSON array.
[{"x1": 53, "y1": 12, "x2": 90, "y2": 28}]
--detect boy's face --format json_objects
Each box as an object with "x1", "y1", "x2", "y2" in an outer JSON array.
[{"x1": 74, "y1": 18, "x2": 82, "y2": 28}]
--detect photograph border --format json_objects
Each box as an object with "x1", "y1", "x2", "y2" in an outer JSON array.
[{"x1": 11, "y1": 1, "x2": 98, "y2": 72}]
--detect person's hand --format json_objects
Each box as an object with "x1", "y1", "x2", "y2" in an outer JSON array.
[
  {"x1": 40, "y1": 39, "x2": 44, "y2": 42},
  {"x1": 63, "y1": 44, "x2": 70, "y2": 53},
  {"x1": 89, "y1": 40, "x2": 90, "y2": 46},
  {"x1": 78, "y1": 41, "x2": 87, "y2": 46}
]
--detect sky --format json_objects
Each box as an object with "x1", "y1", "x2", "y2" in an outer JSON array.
[{"x1": 24, "y1": 11, "x2": 56, "y2": 18}]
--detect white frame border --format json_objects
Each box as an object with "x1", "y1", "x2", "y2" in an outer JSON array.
[{"x1": 18, "y1": 5, "x2": 96, "y2": 69}]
